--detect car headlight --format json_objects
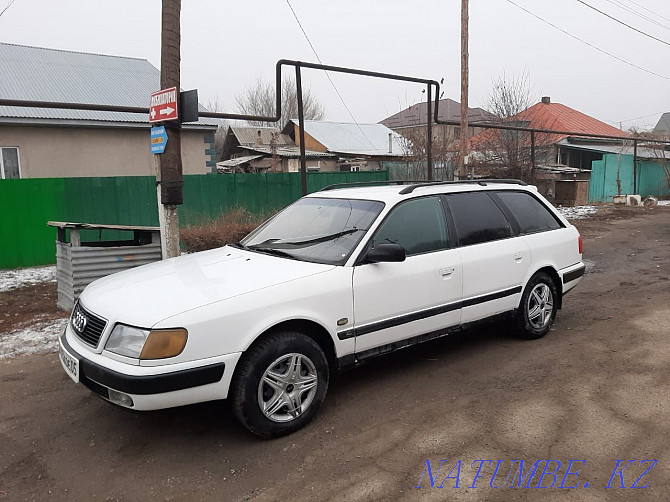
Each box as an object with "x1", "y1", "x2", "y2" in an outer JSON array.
[{"x1": 106, "y1": 324, "x2": 187, "y2": 360}]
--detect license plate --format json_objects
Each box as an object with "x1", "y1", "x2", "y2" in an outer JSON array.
[{"x1": 59, "y1": 341, "x2": 79, "y2": 383}]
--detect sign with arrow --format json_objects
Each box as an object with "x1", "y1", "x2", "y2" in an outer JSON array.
[
  {"x1": 149, "y1": 87, "x2": 178, "y2": 123},
  {"x1": 150, "y1": 126, "x2": 168, "y2": 154}
]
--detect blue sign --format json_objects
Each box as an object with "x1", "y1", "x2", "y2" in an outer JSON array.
[{"x1": 150, "y1": 126, "x2": 168, "y2": 154}]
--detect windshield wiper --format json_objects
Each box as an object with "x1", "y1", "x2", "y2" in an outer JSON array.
[
  {"x1": 248, "y1": 247, "x2": 300, "y2": 260},
  {"x1": 232, "y1": 241, "x2": 300, "y2": 260},
  {"x1": 249, "y1": 228, "x2": 362, "y2": 250}
]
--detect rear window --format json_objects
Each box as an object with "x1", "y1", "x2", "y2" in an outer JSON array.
[
  {"x1": 496, "y1": 191, "x2": 562, "y2": 234},
  {"x1": 447, "y1": 192, "x2": 512, "y2": 246}
]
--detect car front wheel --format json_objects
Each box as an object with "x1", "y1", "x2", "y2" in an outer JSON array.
[
  {"x1": 231, "y1": 331, "x2": 329, "y2": 438},
  {"x1": 516, "y1": 272, "x2": 558, "y2": 339}
]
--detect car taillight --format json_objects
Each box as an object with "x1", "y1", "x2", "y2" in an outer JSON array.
[{"x1": 578, "y1": 235, "x2": 583, "y2": 254}]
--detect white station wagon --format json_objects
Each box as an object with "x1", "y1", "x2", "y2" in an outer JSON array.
[{"x1": 59, "y1": 180, "x2": 585, "y2": 437}]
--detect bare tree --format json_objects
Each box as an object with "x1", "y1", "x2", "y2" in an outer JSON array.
[
  {"x1": 395, "y1": 126, "x2": 459, "y2": 181},
  {"x1": 235, "y1": 76, "x2": 325, "y2": 127},
  {"x1": 473, "y1": 72, "x2": 555, "y2": 182},
  {"x1": 269, "y1": 131, "x2": 280, "y2": 172},
  {"x1": 486, "y1": 71, "x2": 532, "y2": 123},
  {"x1": 394, "y1": 133, "x2": 426, "y2": 180},
  {"x1": 205, "y1": 97, "x2": 229, "y2": 161}
]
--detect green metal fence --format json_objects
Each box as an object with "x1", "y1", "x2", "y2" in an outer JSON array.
[
  {"x1": 0, "y1": 178, "x2": 67, "y2": 268},
  {"x1": 0, "y1": 171, "x2": 389, "y2": 269},
  {"x1": 589, "y1": 154, "x2": 670, "y2": 202}
]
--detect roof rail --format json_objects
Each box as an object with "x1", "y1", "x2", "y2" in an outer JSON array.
[
  {"x1": 399, "y1": 179, "x2": 527, "y2": 195},
  {"x1": 319, "y1": 180, "x2": 427, "y2": 192}
]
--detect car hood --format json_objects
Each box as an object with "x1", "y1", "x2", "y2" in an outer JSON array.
[{"x1": 79, "y1": 246, "x2": 335, "y2": 327}]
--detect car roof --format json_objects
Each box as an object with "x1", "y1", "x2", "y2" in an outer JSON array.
[{"x1": 306, "y1": 180, "x2": 537, "y2": 205}]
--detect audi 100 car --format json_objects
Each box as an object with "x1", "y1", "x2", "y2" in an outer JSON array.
[{"x1": 59, "y1": 180, "x2": 585, "y2": 437}]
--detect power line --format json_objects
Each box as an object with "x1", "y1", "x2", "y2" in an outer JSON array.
[
  {"x1": 505, "y1": 0, "x2": 670, "y2": 80},
  {"x1": 605, "y1": 0, "x2": 670, "y2": 32},
  {"x1": 607, "y1": 110, "x2": 667, "y2": 124},
  {"x1": 284, "y1": 0, "x2": 380, "y2": 153},
  {"x1": 0, "y1": 0, "x2": 17, "y2": 19},
  {"x1": 623, "y1": 0, "x2": 670, "y2": 24},
  {"x1": 575, "y1": 0, "x2": 670, "y2": 47}
]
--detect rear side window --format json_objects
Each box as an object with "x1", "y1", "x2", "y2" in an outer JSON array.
[
  {"x1": 371, "y1": 196, "x2": 448, "y2": 255},
  {"x1": 447, "y1": 192, "x2": 512, "y2": 246},
  {"x1": 496, "y1": 191, "x2": 562, "y2": 234}
]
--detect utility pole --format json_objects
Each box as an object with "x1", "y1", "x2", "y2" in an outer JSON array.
[
  {"x1": 458, "y1": 0, "x2": 469, "y2": 180},
  {"x1": 155, "y1": 0, "x2": 182, "y2": 258}
]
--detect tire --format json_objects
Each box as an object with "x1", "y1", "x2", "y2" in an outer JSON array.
[
  {"x1": 516, "y1": 272, "x2": 558, "y2": 340},
  {"x1": 230, "y1": 331, "x2": 329, "y2": 438}
]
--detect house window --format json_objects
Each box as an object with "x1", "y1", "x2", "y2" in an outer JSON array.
[
  {"x1": 0, "y1": 147, "x2": 20, "y2": 179},
  {"x1": 307, "y1": 166, "x2": 320, "y2": 172}
]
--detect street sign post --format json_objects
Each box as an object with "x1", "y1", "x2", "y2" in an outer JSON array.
[
  {"x1": 150, "y1": 126, "x2": 168, "y2": 154},
  {"x1": 149, "y1": 87, "x2": 178, "y2": 123}
]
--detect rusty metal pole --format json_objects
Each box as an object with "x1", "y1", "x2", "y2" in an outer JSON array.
[
  {"x1": 531, "y1": 130, "x2": 536, "y2": 175},
  {"x1": 295, "y1": 65, "x2": 308, "y2": 196},
  {"x1": 154, "y1": 0, "x2": 182, "y2": 259},
  {"x1": 458, "y1": 0, "x2": 469, "y2": 180},
  {"x1": 427, "y1": 84, "x2": 433, "y2": 180}
]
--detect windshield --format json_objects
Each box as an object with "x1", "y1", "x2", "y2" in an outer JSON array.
[{"x1": 240, "y1": 197, "x2": 385, "y2": 265}]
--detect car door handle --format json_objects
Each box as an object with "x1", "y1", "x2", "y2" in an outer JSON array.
[
  {"x1": 440, "y1": 267, "x2": 455, "y2": 278},
  {"x1": 514, "y1": 252, "x2": 524, "y2": 262}
]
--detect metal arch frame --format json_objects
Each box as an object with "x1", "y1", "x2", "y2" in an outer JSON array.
[
  {"x1": 2, "y1": 58, "x2": 669, "y2": 195},
  {"x1": 198, "y1": 59, "x2": 441, "y2": 194}
]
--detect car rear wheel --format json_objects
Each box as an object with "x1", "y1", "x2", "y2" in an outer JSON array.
[
  {"x1": 516, "y1": 272, "x2": 558, "y2": 339},
  {"x1": 231, "y1": 331, "x2": 329, "y2": 438}
]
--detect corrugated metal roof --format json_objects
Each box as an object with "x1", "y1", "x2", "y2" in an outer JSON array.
[
  {"x1": 557, "y1": 139, "x2": 670, "y2": 160},
  {"x1": 231, "y1": 127, "x2": 294, "y2": 147},
  {"x1": 470, "y1": 100, "x2": 629, "y2": 149},
  {"x1": 521, "y1": 102, "x2": 629, "y2": 140},
  {"x1": 380, "y1": 98, "x2": 496, "y2": 128},
  {"x1": 216, "y1": 155, "x2": 264, "y2": 167},
  {"x1": 0, "y1": 43, "x2": 219, "y2": 128},
  {"x1": 287, "y1": 120, "x2": 405, "y2": 157},
  {"x1": 244, "y1": 145, "x2": 335, "y2": 158},
  {"x1": 536, "y1": 164, "x2": 591, "y2": 173},
  {"x1": 653, "y1": 112, "x2": 670, "y2": 134}
]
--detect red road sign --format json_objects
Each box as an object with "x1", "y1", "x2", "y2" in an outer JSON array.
[{"x1": 149, "y1": 87, "x2": 178, "y2": 123}]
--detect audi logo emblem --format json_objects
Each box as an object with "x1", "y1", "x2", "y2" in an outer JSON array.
[{"x1": 72, "y1": 309, "x2": 87, "y2": 333}]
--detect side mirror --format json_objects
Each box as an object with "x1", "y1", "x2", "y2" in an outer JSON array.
[{"x1": 365, "y1": 243, "x2": 406, "y2": 263}]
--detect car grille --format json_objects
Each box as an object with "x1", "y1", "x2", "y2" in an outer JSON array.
[{"x1": 70, "y1": 301, "x2": 107, "y2": 348}]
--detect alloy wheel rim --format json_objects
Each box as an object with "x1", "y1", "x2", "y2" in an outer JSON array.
[
  {"x1": 257, "y1": 353, "x2": 318, "y2": 423},
  {"x1": 527, "y1": 283, "x2": 554, "y2": 329}
]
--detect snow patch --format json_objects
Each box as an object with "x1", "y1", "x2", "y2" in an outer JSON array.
[
  {"x1": 658, "y1": 200, "x2": 670, "y2": 207},
  {"x1": 0, "y1": 318, "x2": 68, "y2": 360},
  {"x1": 0, "y1": 266, "x2": 56, "y2": 293},
  {"x1": 557, "y1": 205, "x2": 598, "y2": 220}
]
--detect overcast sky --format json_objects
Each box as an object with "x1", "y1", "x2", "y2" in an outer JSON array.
[{"x1": 1, "y1": 0, "x2": 669, "y2": 131}]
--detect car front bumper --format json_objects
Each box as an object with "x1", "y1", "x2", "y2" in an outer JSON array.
[{"x1": 59, "y1": 332, "x2": 242, "y2": 411}]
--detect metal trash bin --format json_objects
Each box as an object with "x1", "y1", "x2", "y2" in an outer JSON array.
[{"x1": 48, "y1": 222, "x2": 162, "y2": 310}]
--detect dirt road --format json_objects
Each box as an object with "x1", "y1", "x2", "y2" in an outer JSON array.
[{"x1": 1, "y1": 206, "x2": 669, "y2": 501}]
